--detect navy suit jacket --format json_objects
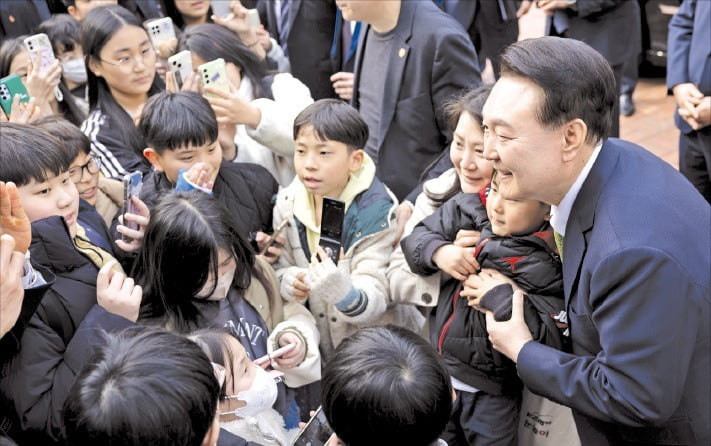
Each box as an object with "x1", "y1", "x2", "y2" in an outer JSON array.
[
  {"x1": 517, "y1": 139, "x2": 710, "y2": 445},
  {"x1": 666, "y1": 0, "x2": 711, "y2": 134},
  {"x1": 351, "y1": 0, "x2": 481, "y2": 201}
]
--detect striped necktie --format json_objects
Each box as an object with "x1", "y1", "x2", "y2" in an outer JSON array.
[{"x1": 279, "y1": 0, "x2": 291, "y2": 57}]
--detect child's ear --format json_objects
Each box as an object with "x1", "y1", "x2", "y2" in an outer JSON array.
[
  {"x1": 349, "y1": 149, "x2": 364, "y2": 172},
  {"x1": 143, "y1": 148, "x2": 164, "y2": 172}
]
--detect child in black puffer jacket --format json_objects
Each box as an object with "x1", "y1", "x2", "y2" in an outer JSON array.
[{"x1": 401, "y1": 171, "x2": 565, "y2": 446}]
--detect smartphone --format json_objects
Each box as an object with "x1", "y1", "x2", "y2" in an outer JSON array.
[
  {"x1": 254, "y1": 343, "x2": 296, "y2": 365},
  {"x1": 0, "y1": 74, "x2": 30, "y2": 117},
  {"x1": 168, "y1": 50, "x2": 193, "y2": 90},
  {"x1": 291, "y1": 406, "x2": 333, "y2": 446},
  {"x1": 211, "y1": 1, "x2": 232, "y2": 17},
  {"x1": 319, "y1": 197, "x2": 345, "y2": 265},
  {"x1": 246, "y1": 9, "x2": 261, "y2": 29},
  {"x1": 259, "y1": 218, "x2": 289, "y2": 256},
  {"x1": 122, "y1": 171, "x2": 143, "y2": 242},
  {"x1": 198, "y1": 58, "x2": 230, "y2": 98},
  {"x1": 23, "y1": 33, "x2": 56, "y2": 71},
  {"x1": 145, "y1": 17, "x2": 176, "y2": 53}
]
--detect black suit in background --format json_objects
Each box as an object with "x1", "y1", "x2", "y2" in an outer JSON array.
[
  {"x1": 437, "y1": 0, "x2": 519, "y2": 77},
  {"x1": 259, "y1": 0, "x2": 337, "y2": 100},
  {"x1": 546, "y1": 0, "x2": 642, "y2": 138}
]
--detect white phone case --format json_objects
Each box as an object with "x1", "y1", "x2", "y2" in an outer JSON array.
[
  {"x1": 246, "y1": 9, "x2": 261, "y2": 29},
  {"x1": 168, "y1": 50, "x2": 193, "y2": 89},
  {"x1": 198, "y1": 58, "x2": 230, "y2": 98},
  {"x1": 145, "y1": 17, "x2": 177, "y2": 51},
  {"x1": 23, "y1": 34, "x2": 56, "y2": 70}
]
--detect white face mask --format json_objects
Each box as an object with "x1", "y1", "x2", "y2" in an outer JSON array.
[
  {"x1": 195, "y1": 265, "x2": 236, "y2": 301},
  {"x1": 62, "y1": 57, "x2": 88, "y2": 84},
  {"x1": 223, "y1": 365, "x2": 279, "y2": 418}
]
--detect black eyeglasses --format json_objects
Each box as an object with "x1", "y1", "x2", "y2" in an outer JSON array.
[{"x1": 68, "y1": 155, "x2": 102, "y2": 183}]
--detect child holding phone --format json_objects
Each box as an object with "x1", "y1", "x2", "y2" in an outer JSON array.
[{"x1": 272, "y1": 99, "x2": 421, "y2": 358}]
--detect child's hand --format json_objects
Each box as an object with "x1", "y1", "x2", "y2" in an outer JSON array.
[
  {"x1": 165, "y1": 70, "x2": 199, "y2": 94},
  {"x1": 454, "y1": 229, "x2": 481, "y2": 248},
  {"x1": 96, "y1": 260, "x2": 142, "y2": 322},
  {"x1": 116, "y1": 196, "x2": 150, "y2": 253},
  {"x1": 205, "y1": 83, "x2": 262, "y2": 129},
  {"x1": 255, "y1": 231, "x2": 284, "y2": 264},
  {"x1": 280, "y1": 267, "x2": 310, "y2": 302},
  {"x1": 432, "y1": 244, "x2": 479, "y2": 281},
  {"x1": 184, "y1": 162, "x2": 215, "y2": 191},
  {"x1": 0, "y1": 182, "x2": 31, "y2": 254},
  {"x1": 272, "y1": 331, "x2": 306, "y2": 369},
  {"x1": 461, "y1": 269, "x2": 523, "y2": 310},
  {"x1": 307, "y1": 246, "x2": 353, "y2": 305}
]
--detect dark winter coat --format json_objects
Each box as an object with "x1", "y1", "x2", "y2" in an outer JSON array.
[
  {"x1": 140, "y1": 161, "x2": 279, "y2": 238},
  {"x1": 402, "y1": 192, "x2": 565, "y2": 396},
  {"x1": 0, "y1": 209, "x2": 133, "y2": 444}
]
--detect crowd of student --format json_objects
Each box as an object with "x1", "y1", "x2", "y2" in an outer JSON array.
[{"x1": 1, "y1": 1, "x2": 709, "y2": 446}]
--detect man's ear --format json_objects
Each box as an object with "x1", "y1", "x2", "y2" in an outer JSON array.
[
  {"x1": 349, "y1": 149, "x2": 364, "y2": 172},
  {"x1": 561, "y1": 118, "x2": 588, "y2": 163},
  {"x1": 143, "y1": 148, "x2": 164, "y2": 172}
]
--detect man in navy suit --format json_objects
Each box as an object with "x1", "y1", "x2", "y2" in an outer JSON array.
[
  {"x1": 477, "y1": 37, "x2": 709, "y2": 445},
  {"x1": 667, "y1": 0, "x2": 711, "y2": 203}
]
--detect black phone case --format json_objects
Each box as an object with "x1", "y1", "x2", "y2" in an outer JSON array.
[{"x1": 319, "y1": 197, "x2": 345, "y2": 265}]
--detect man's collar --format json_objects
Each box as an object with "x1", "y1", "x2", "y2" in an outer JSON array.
[{"x1": 550, "y1": 140, "x2": 603, "y2": 236}]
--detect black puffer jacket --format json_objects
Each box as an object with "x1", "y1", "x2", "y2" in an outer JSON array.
[
  {"x1": 140, "y1": 161, "x2": 278, "y2": 237},
  {"x1": 0, "y1": 209, "x2": 134, "y2": 444},
  {"x1": 402, "y1": 192, "x2": 565, "y2": 396}
]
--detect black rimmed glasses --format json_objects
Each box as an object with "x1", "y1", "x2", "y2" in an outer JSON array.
[{"x1": 68, "y1": 154, "x2": 102, "y2": 183}]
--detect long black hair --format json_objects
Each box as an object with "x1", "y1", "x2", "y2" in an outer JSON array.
[
  {"x1": 80, "y1": 5, "x2": 164, "y2": 155},
  {"x1": 0, "y1": 36, "x2": 86, "y2": 126},
  {"x1": 133, "y1": 190, "x2": 278, "y2": 333},
  {"x1": 162, "y1": 0, "x2": 214, "y2": 30},
  {"x1": 179, "y1": 23, "x2": 270, "y2": 99}
]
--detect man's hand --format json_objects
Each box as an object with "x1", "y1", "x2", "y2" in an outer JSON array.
[
  {"x1": 0, "y1": 234, "x2": 25, "y2": 338},
  {"x1": 96, "y1": 260, "x2": 142, "y2": 322},
  {"x1": 432, "y1": 244, "x2": 479, "y2": 281},
  {"x1": 673, "y1": 83, "x2": 704, "y2": 128},
  {"x1": 692, "y1": 96, "x2": 711, "y2": 129},
  {"x1": 273, "y1": 331, "x2": 306, "y2": 369},
  {"x1": 0, "y1": 182, "x2": 31, "y2": 254},
  {"x1": 330, "y1": 72, "x2": 354, "y2": 101},
  {"x1": 392, "y1": 202, "x2": 413, "y2": 247},
  {"x1": 485, "y1": 290, "x2": 533, "y2": 362},
  {"x1": 461, "y1": 268, "x2": 523, "y2": 309},
  {"x1": 116, "y1": 196, "x2": 150, "y2": 253}
]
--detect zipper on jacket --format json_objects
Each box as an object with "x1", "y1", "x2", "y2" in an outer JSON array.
[{"x1": 438, "y1": 282, "x2": 463, "y2": 354}]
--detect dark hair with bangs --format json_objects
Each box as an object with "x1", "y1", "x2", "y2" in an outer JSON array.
[
  {"x1": 133, "y1": 190, "x2": 255, "y2": 333},
  {"x1": 425, "y1": 85, "x2": 493, "y2": 205},
  {"x1": 293, "y1": 99, "x2": 368, "y2": 151},
  {"x1": 37, "y1": 14, "x2": 81, "y2": 56},
  {"x1": 499, "y1": 37, "x2": 615, "y2": 144},
  {"x1": 81, "y1": 5, "x2": 164, "y2": 157},
  {"x1": 322, "y1": 325, "x2": 452, "y2": 446},
  {"x1": 63, "y1": 326, "x2": 220, "y2": 446},
  {"x1": 179, "y1": 23, "x2": 270, "y2": 99},
  {"x1": 138, "y1": 91, "x2": 218, "y2": 153},
  {"x1": 0, "y1": 123, "x2": 73, "y2": 186},
  {"x1": 0, "y1": 37, "x2": 86, "y2": 126},
  {"x1": 35, "y1": 116, "x2": 92, "y2": 160},
  {"x1": 189, "y1": 328, "x2": 243, "y2": 402}
]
